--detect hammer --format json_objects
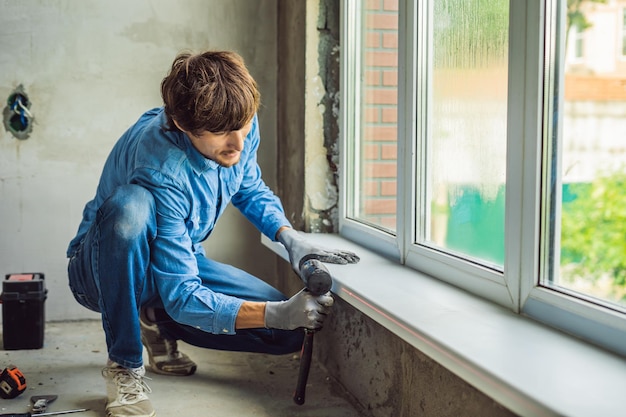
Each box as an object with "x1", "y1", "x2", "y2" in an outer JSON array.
[{"x1": 293, "y1": 257, "x2": 332, "y2": 405}]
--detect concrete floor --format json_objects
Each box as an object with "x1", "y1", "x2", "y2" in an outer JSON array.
[{"x1": 0, "y1": 320, "x2": 363, "y2": 417}]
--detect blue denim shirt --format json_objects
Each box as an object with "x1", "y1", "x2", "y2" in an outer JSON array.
[{"x1": 67, "y1": 107, "x2": 291, "y2": 334}]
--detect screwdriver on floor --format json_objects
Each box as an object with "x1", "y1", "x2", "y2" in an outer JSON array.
[{"x1": 0, "y1": 408, "x2": 88, "y2": 416}]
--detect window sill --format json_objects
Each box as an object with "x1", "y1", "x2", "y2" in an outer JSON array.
[{"x1": 262, "y1": 233, "x2": 626, "y2": 417}]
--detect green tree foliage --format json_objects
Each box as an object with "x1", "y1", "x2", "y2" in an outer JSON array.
[
  {"x1": 561, "y1": 169, "x2": 626, "y2": 296},
  {"x1": 433, "y1": 0, "x2": 509, "y2": 68}
]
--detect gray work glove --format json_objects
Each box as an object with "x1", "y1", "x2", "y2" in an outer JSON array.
[
  {"x1": 277, "y1": 228, "x2": 360, "y2": 277},
  {"x1": 265, "y1": 289, "x2": 334, "y2": 330}
]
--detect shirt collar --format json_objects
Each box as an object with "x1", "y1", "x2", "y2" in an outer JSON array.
[
  {"x1": 184, "y1": 136, "x2": 219, "y2": 174},
  {"x1": 157, "y1": 110, "x2": 219, "y2": 174}
]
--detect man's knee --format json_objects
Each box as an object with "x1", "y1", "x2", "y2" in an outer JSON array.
[{"x1": 104, "y1": 185, "x2": 155, "y2": 240}]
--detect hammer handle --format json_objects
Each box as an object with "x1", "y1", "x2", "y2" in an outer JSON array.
[{"x1": 293, "y1": 329, "x2": 315, "y2": 405}]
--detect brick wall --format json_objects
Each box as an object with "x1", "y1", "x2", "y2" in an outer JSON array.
[
  {"x1": 565, "y1": 74, "x2": 626, "y2": 101},
  {"x1": 361, "y1": 0, "x2": 398, "y2": 230}
]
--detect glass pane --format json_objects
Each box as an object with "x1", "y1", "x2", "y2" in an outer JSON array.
[
  {"x1": 425, "y1": 0, "x2": 509, "y2": 268},
  {"x1": 544, "y1": 2, "x2": 626, "y2": 310},
  {"x1": 353, "y1": 1, "x2": 399, "y2": 233}
]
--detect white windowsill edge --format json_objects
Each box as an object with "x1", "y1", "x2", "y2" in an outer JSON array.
[{"x1": 262, "y1": 233, "x2": 626, "y2": 417}]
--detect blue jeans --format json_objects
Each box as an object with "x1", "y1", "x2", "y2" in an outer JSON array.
[{"x1": 67, "y1": 184, "x2": 303, "y2": 369}]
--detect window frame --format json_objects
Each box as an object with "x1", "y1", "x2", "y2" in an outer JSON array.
[
  {"x1": 340, "y1": 0, "x2": 402, "y2": 262},
  {"x1": 622, "y1": 8, "x2": 626, "y2": 58},
  {"x1": 339, "y1": 0, "x2": 626, "y2": 357}
]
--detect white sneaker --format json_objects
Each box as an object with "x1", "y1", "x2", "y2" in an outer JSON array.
[{"x1": 102, "y1": 362, "x2": 156, "y2": 417}]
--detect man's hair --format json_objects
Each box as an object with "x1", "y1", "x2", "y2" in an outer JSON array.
[{"x1": 161, "y1": 50, "x2": 260, "y2": 136}]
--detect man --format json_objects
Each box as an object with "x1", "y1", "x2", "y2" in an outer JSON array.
[{"x1": 66, "y1": 50, "x2": 359, "y2": 417}]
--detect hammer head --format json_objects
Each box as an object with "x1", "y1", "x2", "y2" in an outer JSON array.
[{"x1": 299, "y1": 258, "x2": 332, "y2": 296}]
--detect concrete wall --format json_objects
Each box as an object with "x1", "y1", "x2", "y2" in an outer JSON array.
[
  {"x1": 0, "y1": 0, "x2": 279, "y2": 322},
  {"x1": 316, "y1": 299, "x2": 518, "y2": 417}
]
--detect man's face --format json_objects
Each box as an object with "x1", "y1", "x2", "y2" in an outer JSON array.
[{"x1": 178, "y1": 121, "x2": 252, "y2": 168}]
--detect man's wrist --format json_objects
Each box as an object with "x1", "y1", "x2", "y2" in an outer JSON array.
[
  {"x1": 235, "y1": 301, "x2": 267, "y2": 329},
  {"x1": 275, "y1": 226, "x2": 291, "y2": 241}
]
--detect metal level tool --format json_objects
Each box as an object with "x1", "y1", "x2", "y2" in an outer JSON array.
[{"x1": 0, "y1": 408, "x2": 88, "y2": 417}]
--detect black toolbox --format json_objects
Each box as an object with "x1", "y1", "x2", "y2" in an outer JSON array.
[{"x1": 1, "y1": 273, "x2": 47, "y2": 349}]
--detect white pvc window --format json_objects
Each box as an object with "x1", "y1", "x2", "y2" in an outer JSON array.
[{"x1": 341, "y1": 0, "x2": 626, "y2": 357}]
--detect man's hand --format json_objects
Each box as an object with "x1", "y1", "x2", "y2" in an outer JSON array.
[
  {"x1": 277, "y1": 228, "x2": 360, "y2": 276},
  {"x1": 264, "y1": 289, "x2": 334, "y2": 330}
]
